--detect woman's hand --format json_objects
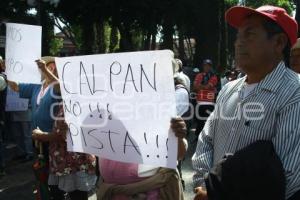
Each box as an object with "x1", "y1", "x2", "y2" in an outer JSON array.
[
  {"x1": 7, "y1": 80, "x2": 19, "y2": 92},
  {"x1": 171, "y1": 117, "x2": 187, "y2": 160},
  {"x1": 194, "y1": 187, "x2": 208, "y2": 200},
  {"x1": 35, "y1": 59, "x2": 47, "y2": 70},
  {"x1": 32, "y1": 128, "x2": 47, "y2": 142},
  {"x1": 171, "y1": 117, "x2": 187, "y2": 139}
]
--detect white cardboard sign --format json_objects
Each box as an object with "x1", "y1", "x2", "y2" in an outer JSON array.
[
  {"x1": 5, "y1": 23, "x2": 41, "y2": 84},
  {"x1": 55, "y1": 50, "x2": 178, "y2": 168}
]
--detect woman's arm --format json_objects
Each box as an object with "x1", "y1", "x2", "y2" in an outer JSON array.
[
  {"x1": 32, "y1": 129, "x2": 63, "y2": 142},
  {"x1": 36, "y1": 60, "x2": 61, "y2": 94},
  {"x1": 170, "y1": 117, "x2": 188, "y2": 160},
  {"x1": 36, "y1": 60, "x2": 59, "y2": 83},
  {"x1": 178, "y1": 138, "x2": 187, "y2": 160},
  {"x1": 32, "y1": 121, "x2": 68, "y2": 142}
]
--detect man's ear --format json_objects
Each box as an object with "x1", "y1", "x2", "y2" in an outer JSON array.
[{"x1": 274, "y1": 33, "x2": 288, "y2": 54}]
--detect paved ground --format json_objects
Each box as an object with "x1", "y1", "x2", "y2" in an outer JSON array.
[
  {"x1": 0, "y1": 131, "x2": 198, "y2": 200},
  {"x1": 0, "y1": 160, "x2": 35, "y2": 200},
  {"x1": 181, "y1": 129, "x2": 198, "y2": 200}
]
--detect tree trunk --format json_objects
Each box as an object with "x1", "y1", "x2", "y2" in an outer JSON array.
[
  {"x1": 119, "y1": 24, "x2": 133, "y2": 52},
  {"x1": 219, "y1": 0, "x2": 226, "y2": 73},
  {"x1": 151, "y1": 31, "x2": 157, "y2": 50},
  {"x1": 185, "y1": 36, "x2": 193, "y2": 65},
  {"x1": 96, "y1": 20, "x2": 106, "y2": 53},
  {"x1": 37, "y1": 1, "x2": 53, "y2": 56},
  {"x1": 161, "y1": 20, "x2": 174, "y2": 50},
  {"x1": 109, "y1": 26, "x2": 119, "y2": 52},
  {"x1": 193, "y1": 0, "x2": 220, "y2": 70},
  {"x1": 178, "y1": 29, "x2": 185, "y2": 61},
  {"x1": 143, "y1": 31, "x2": 151, "y2": 50},
  {"x1": 81, "y1": 17, "x2": 94, "y2": 55}
]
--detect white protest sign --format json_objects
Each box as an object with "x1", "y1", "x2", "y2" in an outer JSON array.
[
  {"x1": 5, "y1": 87, "x2": 29, "y2": 111},
  {"x1": 5, "y1": 23, "x2": 41, "y2": 84},
  {"x1": 55, "y1": 50, "x2": 178, "y2": 168}
]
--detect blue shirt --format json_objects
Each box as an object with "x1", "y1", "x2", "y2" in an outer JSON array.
[{"x1": 19, "y1": 83, "x2": 59, "y2": 132}]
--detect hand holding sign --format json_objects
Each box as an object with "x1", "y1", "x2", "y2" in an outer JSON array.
[
  {"x1": 171, "y1": 117, "x2": 187, "y2": 139},
  {"x1": 7, "y1": 80, "x2": 19, "y2": 92},
  {"x1": 35, "y1": 59, "x2": 46, "y2": 70}
]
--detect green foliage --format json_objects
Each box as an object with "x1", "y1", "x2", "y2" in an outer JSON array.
[
  {"x1": 71, "y1": 24, "x2": 83, "y2": 50},
  {"x1": 0, "y1": 0, "x2": 298, "y2": 70},
  {"x1": 245, "y1": 0, "x2": 293, "y2": 14},
  {"x1": 49, "y1": 37, "x2": 63, "y2": 56},
  {"x1": 103, "y1": 22, "x2": 112, "y2": 53},
  {"x1": 225, "y1": 0, "x2": 239, "y2": 7},
  {"x1": 109, "y1": 26, "x2": 120, "y2": 52}
]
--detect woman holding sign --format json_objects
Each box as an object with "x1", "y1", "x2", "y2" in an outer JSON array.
[
  {"x1": 96, "y1": 60, "x2": 188, "y2": 200},
  {"x1": 32, "y1": 104, "x2": 98, "y2": 200},
  {"x1": 26, "y1": 58, "x2": 97, "y2": 200},
  {"x1": 7, "y1": 57, "x2": 60, "y2": 158},
  {"x1": 7, "y1": 57, "x2": 60, "y2": 199}
]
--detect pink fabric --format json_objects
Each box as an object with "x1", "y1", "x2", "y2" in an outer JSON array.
[{"x1": 99, "y1": 158, "x2": 159, "y2": 200}]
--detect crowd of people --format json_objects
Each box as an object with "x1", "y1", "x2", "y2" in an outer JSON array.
[{"x1": 1, "y1": 4, "x2": 300, "y2": 200}]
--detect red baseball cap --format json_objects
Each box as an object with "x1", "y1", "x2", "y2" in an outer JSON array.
[{"x1": 225, "y1": 5, "x2": 298, "y2": 46}]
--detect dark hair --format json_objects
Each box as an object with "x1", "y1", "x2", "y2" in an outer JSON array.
[
  {"x1": 174, "y1": 76, "x2": 185, "y2": 86},
  {"x1": 262, "y1": 19, "x2": 291, "y2": 67}
]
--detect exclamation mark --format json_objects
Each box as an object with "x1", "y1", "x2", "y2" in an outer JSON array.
[
  {"x1": 145, "y1": 133, "x2": 150, "y2": 158},
  {"x1": 166, "y1": 138, "x2": 169, "y2": 159},
  {"x1": 144, "y1": 132, "x2": 148, "y2": 144},
  {"x1": 156, "y1": 135, "x2": 160, "y2": 158},
  {"x1": 89, "y1": 104, "x2": 93, "y2": 117},
  {"x1": 97, "y1": 103, "x2": 102, "y2": 118},
  {"x1": 107, "y1": 104, "x2": 112, "y2": 120}
]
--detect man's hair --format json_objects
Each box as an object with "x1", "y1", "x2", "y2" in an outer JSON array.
[
  {"x1": 174, "y1": 76, "x2": 185, "y2": 86},
  {"x1": 262, "y1": 19, "x2": 291, "y2": 67},
  {"x1": 175, "y1": 59, "x2": 183, "y2": 72}
]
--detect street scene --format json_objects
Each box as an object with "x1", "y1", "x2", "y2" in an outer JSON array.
[{"x1": 1, "y1": 0, "x2": 300, "y2": 200}]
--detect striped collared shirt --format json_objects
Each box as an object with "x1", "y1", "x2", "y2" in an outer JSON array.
[{"x1": 192, "y1": 61, "x2": 300, "y2": 199}]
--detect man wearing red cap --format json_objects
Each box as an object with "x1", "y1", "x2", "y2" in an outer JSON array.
[{"x1": 187, "y1": 5, "x2": 300, "y2": 200}]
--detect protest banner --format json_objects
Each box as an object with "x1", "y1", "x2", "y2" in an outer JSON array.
[
  {"x1": 5, "y1": 87, "x2": 29, "y2": 111},
  {"x1": 5, "y1": 23, "x2": 41, "y2": 84},
  {"x1": 55, "y1": 50, "x2": 178, "y2": 168}
]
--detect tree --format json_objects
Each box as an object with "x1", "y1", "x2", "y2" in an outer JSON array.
[
  {"x1": 293, "y1": 0, "x2": 300, "y2": 37},
  {"x1": 49, "y1": 37, "x2": 63, "y2": 56}
]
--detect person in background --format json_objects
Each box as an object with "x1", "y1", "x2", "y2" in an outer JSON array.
[
  {"x1": 0, "y1": 56, "x2": 7, "y2": 176},
  {"x1": 31, "y1": 59, "x2": 97, "y2": 200},
  {"x1": 193, "y1": 59, "x2": 218, "y2": 138},
  {"x1": 175, "y1": 59, "x2": 191, "y2": 92},
  {"x1": 174, "y1": 74, "x2": 190, "y2": 118},
  {"x1": 8, "y1": 107, "x2": 33, "y2": 161},
  {"x1": 174, "y1": 73, "x2": 190, "y2": 189},
  {"x1": 290, "y1": 38, "x2": 300, "y2": 73},
  {"x1": 220, "y1": 69, "x2": 239, "y2": 88},
  {"x1": 97, "y1": 124, "x2": 187, "y2": 200},
  {"x1": 0, "y1": 58, "x2": 33, "y2": 162}
]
